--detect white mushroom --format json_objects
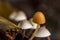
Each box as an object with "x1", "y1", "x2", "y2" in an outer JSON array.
[
  {"x1": 35, "y1": 26, "x2": 51, "y2": 37},
  {"x1": 15, "y1": 11, "x2": 27, "y2": 22},
  {"x1": 18, "y1": 20, "x2": 33, "y2": 29}
]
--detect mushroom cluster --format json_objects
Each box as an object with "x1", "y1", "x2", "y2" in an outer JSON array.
[
  {"x1": 9, "y1": 11, "x2": 51, "y2": 40},
  {"x1": 0, "y1": 11, "x2": 51, "y2": 40}
]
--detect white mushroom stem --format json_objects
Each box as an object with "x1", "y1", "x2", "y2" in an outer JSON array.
[{"x1": 29, "y1": 25, "x2": 39, "y2": 40}]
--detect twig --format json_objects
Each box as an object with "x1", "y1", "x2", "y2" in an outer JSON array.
[{"x1": 29, "y1": 25, "x2": 39, "y2": 40}]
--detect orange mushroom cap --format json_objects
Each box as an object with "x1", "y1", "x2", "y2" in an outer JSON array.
[{"x1": 33, "y1": 11, "x2": 46, "y2": 24}]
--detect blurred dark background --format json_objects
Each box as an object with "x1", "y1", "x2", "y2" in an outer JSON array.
[{"x1": 0, "y1": 0, "x2": 60, "y2": 40}]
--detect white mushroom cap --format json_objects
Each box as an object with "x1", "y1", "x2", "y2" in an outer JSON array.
[
  {"x1": 18, "y1": 20, "x2": 33, "y2": 29},
  {"x1": 29, "y1": 18, "x2": 40, "y2": 29},
  {"x1": 15, "y1": 11, "x2": 27, "y2": 22},
  {"x1": 9, "y1": 11, "x2": 17, "y2": 20},
  {"x1": 35, "y1": 26, "x2": 51, "y2": 37}
]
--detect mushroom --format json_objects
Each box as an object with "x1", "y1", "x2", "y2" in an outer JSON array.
[
  {"x1": 29, "y1": 11, "x2": 51, "y2": 40},
  {"x1": 35, "y1": 26, "x2": 51, "y2": 40},
  {"x1": 33, "y1": 12, "x2": 46, "y2": 24},
  {"x1": 15, "y1": 11, "x2": 27, "y2": 22},
  {"x1": 18, "y1": 20, "x2": 33, "y2": 40}
]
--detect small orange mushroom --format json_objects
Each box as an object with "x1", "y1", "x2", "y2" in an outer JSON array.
[{"x1": 33, "y1": 11, "x2": 46, "y2": 24}]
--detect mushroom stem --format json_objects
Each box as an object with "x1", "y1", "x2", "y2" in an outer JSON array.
[
  {"x1": 47, "y1": 36, "x2": 50, "y2": 40},
  {"x1": 29, "y1": 25, "x2": 39, "y2": 40},
  {"x1": 22, "y1": 29, "x2": 26, "y2": 40}
]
